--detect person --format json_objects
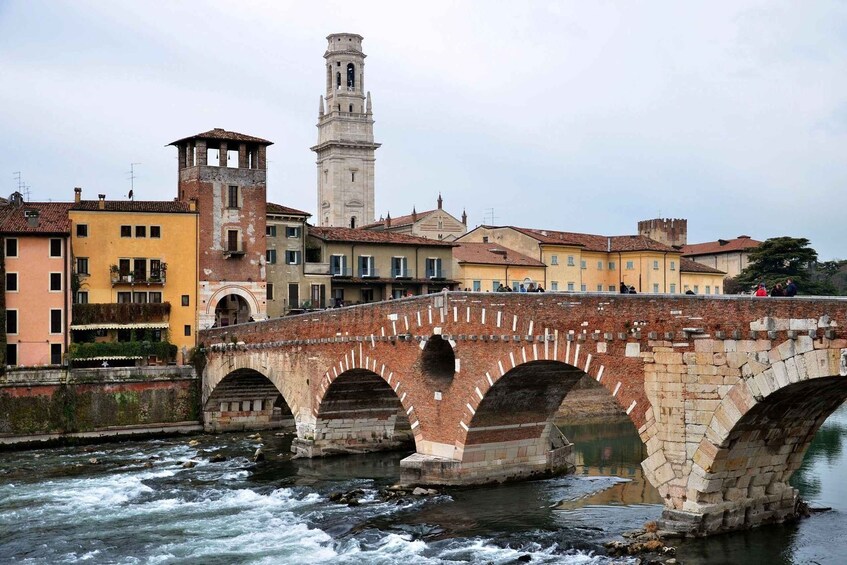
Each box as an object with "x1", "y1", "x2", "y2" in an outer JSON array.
[
  {"x1": 527, "y1": 283, "x2": 536, "y2": 292},
  {"x1": 770, "y1": 283, "x2": 784, "y2": 297},
  {"x1": 685, "y1": 289, "x2": 695, "y2": 295},
  {"x1": 519, "y1": 284, "x2": 527, "y2": 293},
  {"x1": 754, "y1": 283, "x2": 768, "y2": 297},
  {"x1": 620, "y1": 282, "x2": 628, "y2": 294},
  {"x1": 628, "y1": 286, "x2": 637, "y2": 294},
  {"x1": 496, "y1": 284, "x2": 506, "y2": 292},
  {"x1": 536, "y1": 285, "x2": 545, "y2": 292},
  {"x1": 785, "y1": 279, "x2": 797, "y2": 297}
]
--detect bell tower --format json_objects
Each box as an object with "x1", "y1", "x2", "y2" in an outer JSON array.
[{"x1": 312, "y1": 33, "x2": 380, "y2": 228}]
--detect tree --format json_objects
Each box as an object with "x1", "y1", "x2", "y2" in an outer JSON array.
[{"x1": 734, "y1": 237, "x2": 835, "y2": 295}]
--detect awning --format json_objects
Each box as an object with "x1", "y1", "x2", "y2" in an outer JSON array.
[
  {"x1": 70, "y1": 322, "x2": 170, "y2": 331},
  {"x1": 75, "y1": 356, "x2": 143, "y2": 361}
]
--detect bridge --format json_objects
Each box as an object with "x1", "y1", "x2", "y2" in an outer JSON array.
[{"x1": 198, "y1": 292, "x2": 847, "y2": 536}]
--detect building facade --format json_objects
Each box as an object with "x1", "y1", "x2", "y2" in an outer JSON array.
[
  {"x1": 681, "y1": 235, "x2": 761, "y2": 279},
  {"x1": 679, "y1": 258, "x2": 726, "y2": 295},
  {"x1": 452, "y1": 242, "x2": 546, "y2": 291},
  {"x1": 312, "y1": 33, "x2": 380, "y2": 229},
  {"x1": 170, "y1": 128, "x2": 270, "y2": 328},
  {"x1": 1, "y1": 197, "x2": 72, "y2": 367},
  {"x1": 265, "y1": 203, "x2": 311, "y2": 317},
  {"x1": 363, "y1": 195, "x2": 468, "y2": 241}
]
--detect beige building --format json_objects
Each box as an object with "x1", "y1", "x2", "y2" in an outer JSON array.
[
  {"x1": 680, "y1": 258, "x2": 727, "y2": 295},
  {"x1": 453, "y1": 242, "x2": 546, "y2": 291},
  {"x1": 681, "y1": 235, "x2": 761, "y2": 279},
  {"x1": 265, "y1": 203, "x2": 311, "y2": 317},
  {"x1": 306, "y1": 227, "x2": 456, "y2": 305},
  {"x1": 363, "y1": 195, "x2": 468, "y2": 241}
]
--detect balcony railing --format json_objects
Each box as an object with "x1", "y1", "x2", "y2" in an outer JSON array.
[
  {"x1": 331, "y1": 267, "x2": 352, "y2": 277},
  {"x1": 72, "y1": 302, "x2": 171, "y2": 326},
  {"x1": 426, "y1": 268, "x2": 445, "y2": 279},
  {"x1": 359, "y1": 267, "x2": 379, "y2": 278},
  {"x1": 392, "y1": 268, "x2": 413, "y2": 279},
  {"x1": 111, "y1": 271, "x2": 166, "y2": 286},
  {"x1": 304, "y1": 262, "x2": 329, "y2": 275}
]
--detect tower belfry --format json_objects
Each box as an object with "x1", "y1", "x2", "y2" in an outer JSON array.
[{"x1": 311, "y1": 33, "x2": 380, "y2": 228}]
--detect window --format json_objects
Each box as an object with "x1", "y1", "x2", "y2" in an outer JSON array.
[
  {"x1": 472, "y1": 280, "x2": 481, "y2": 292},
  {"x1": 330, "y1": 254, "x2": 347, "y2": 276},
  {"x1": 267, "y1": 283, "x2": 274, "y2": 300},
  {"x1": 51, "y1": 344, "x2": 62, "y2": 366},
  {"x1": 133, "y1": 258, "x2": 147, "y2": 281},
  {"x1": 76, "y1": 257, "x2": 89, "y2": 275},
  {"x1": 149, "y1": 292, "x2": 162, "y2": 303},
  {"x1": 266, "y1": 225, "x2": 277, "y2": 237},
  {"x1": 6, "y1": 273, "x2": 17, "y2": 292},
  {"x1": 133, "y1": 292, "x2": 148, "y2": 304},
  {"x1": 492, "y1": 280, "x2": 500, "y2": 291},
  {"x1": 653, "y1": 283, "x2": 659, "y2": 293},
  {"x1": 117, "y1": 292, "x2": 131, "y2": 303},
  {"x1": 626, "y1": 260, "x2": 634, "y2": 270},
  {"x1": 50, "y1": 309, "x2": 62, "y2": 334},
  {"x1": 184, "y1": 325, "x2": 192, "y2": 337},
  {"x1": 608, "y1": 285, "x2": 615, "y2": 292},
  {"x1": 609, "y1": 261, "x2": 616, "y2": 270},
  {"x1": 120, "y1": 225, "x2": 131, "y2": 237},
  {"x1": 567, "y1": 256, "x2": 574, "y2": 266},
  {"x1": 135, "y1": 226, "x2": 146, "y2": 238},
  {"x1": 77, "y1": 291, "x2": 89, "y2": 304},
  {"x1": 715, "y1": 286, "x2": 721, "y2": 295},
  {"x1": 266, "y1": 249, "x2": 277, "y2": 264},
  {"x1": 670, "y1": 283, "x2": 677, "y2": 294},
  {"x1": 50, "y1": 272, "x2": 62, "y2": 291},
  {"x1": 670, "y1": 261, "x2": 676, "y2": 271},
  {"x1": 351, "y1": 171, "x2": 356, "y2": 182},
  {"x1": 551, "y1": 255, "x2": 558, "y2": 265},
  {"x1": 392, "y1": 256, "x2": 408, "y2": 277},
  {"x1": 76, "y1": 224, "x2": 88, "y2": 237},
  {"x1": 551, "y1": 281, "x2": 558, "y2": 291},
  {"x1": 359, "y1": 255, "x2": 375, "y2": 277},
  {"x1": 50, "y1": 238, "x2": 62, "y2": 257},
  {"x1": 580, "y1": 284, "x2": 587, "y2": 291},
  {"x1": 6, "y1": 310, "x2": 17, "y2": 334},
  {"x1": 426, "y1": 257, "x2": 442, "y2": 278},
  {"x1": 285, "y1": 250, "x2": 301, "y2": 265},
  {"x1": 227, "y1": 230, "x2": 240, "y2": 252},
  {"x1": 361, "y1": 288, "x2": 374, "y2": 303},
  {"x1": 482, "y1": 236, "x2": 489, "y2": 243},
  {"x1": 5, "y1": 238, "x2": 17, "y2": 257},
  {"x1": 597, "y1": 284, "x2": 603, "y2": 292},
  {"x1": 119, "y1": 258, "x2": 131, "y2": 278},
  {"x1": 653, "y1": 260, "x2": 659, "y2": 270},
  {"x1": 181, "y1": 295, "x2": 190, "y2": 307},
  {"x1": 286, "y1": 226, "x2": 301, "y2": 238},
  {"x1": 567, "y1": 282, "x2": 575, "y2": 291},
  {"x1": 228, "y1": 185, "x2": 239, "y2": 208},
  {"x1": 150, "y1": 259, "x2": 162, "y2": 281},
  {"x1": 705, "y1": 285, "x2": 711, "y2": 295},
  {"x1": 350, "y1": 216, "x2": 357, "y2": 229},
  {"x1": 693, "y1": 285, "x2": 699, "y2": 294},
  {"x1": 6, "y1": 344, "x2": 16, "y2": 366},
  {"x1": 150, "y1": 226, "x2": 161, "y2": 238}
]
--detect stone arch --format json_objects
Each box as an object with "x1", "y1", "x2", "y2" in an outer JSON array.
[
  {"x1": 682, "y1": 345, "x2": 847, "y2": 533},
  {"x1": 206, "y1": 285, "x2": 261, "y2": 326},
  {"x1": 420, "y1": 334, "x2": 456, "y2": 383},
  {"x1": 203, "y1": 367, "x2": 295, "y2": 433}
]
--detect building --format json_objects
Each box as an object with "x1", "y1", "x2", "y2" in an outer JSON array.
[
  {"x1": 306, "y1": 227, "x2": 456, "y2": 305},
  {"x1": 681, "y1": 235, "x2": 761, "y2": 279},
  {"x1": 313, "y1": 33, "x2": 380, "y2": 228},
  {"x1": 363, "y1": 195, "x2": 468, "y2": 241},
  {"x1": 68, "y1": 190, "x2": 198, "y2": 363},
  {"x1": 169, "y1": 128, "x2": 271, "y2": 328},
  {"x1": 679, "y1": 257, "x2": 726, "y2": 295},
  {"x1": 452, "y1": 242, "x2": 546, "y2": 291},
  {"x1": 638, "y1": 218, "x2": 688, "y2": 248},
  {"x1": 458, "y1": 226, "x2": 686, "y2": 294},
  {"x1": 1, "y1": 196, "x2": 72, "y2": 367},
  {"x1": 265, "y1": 203, "x2": 311, "y2": 317}
]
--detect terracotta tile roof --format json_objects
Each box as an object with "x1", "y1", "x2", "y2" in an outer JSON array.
[
  {"x1": 168, "y1": 128, "x2": 273, "y2": 146},
  {"x1": 72, "y1": 200, "x2": 193, "y2": 213},
  {"x1": 362, "y1": 209, "x2": 437, "y2": 229},
  {"x1": 267, "y1": 202, "x2": 311, "y2": 217},
  {"x1": 454, "y1": 242, "x2": 545, "y2": 267},
  {"x1": 0, "y1": 202, "x2": 73, "y2": 234},
  {"x1": 506, "y1": 226, "x2": 678, "y2": 253},
  {"x1": 308, "y1": 226, "x2": 455, "y2": 246},
  {"x1": 680, "y1": 257, "x2": 726, "y2": 275},
  {"x1": 681, "y1": 236, "x2": 761, "y2": 256}
]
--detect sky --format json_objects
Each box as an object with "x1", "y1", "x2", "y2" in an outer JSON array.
[{"x1": 0, "y1": 0, "x2": 845, "y2": 260}]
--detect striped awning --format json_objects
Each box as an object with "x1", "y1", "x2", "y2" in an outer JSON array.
[
  {"x1": 78, "y1": 356, "x2": 143, "y2": 361},
  {"x1": 70, "y1": 322, "x2": 170, "y2": 331}
]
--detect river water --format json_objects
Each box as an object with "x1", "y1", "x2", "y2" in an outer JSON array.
[{"x1": 2, "y1": 405, "x2": 846, "y2": 564}]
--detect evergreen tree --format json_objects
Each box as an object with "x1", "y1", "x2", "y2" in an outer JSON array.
[{"x1": 734, "y1": 237, "x2": 835, "y2": 295}]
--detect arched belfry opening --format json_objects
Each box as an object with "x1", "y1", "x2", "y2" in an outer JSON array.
[
  {"x1": 421, "y1": 335, "x2": 455, "y2": 383},
  {"x1": 203, "y1": 369, "x2": 293, "y2": 433},
  {"x1": 347, "y1": 63, "x2": 355, "y2": 88}
]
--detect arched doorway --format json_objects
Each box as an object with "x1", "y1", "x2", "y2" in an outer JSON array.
[{"x1": 215, "y1": 293, "x2": 251, "y2": 327}]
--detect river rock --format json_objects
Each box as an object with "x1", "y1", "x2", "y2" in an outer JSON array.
[
  {"x1": 188, "y1": 439, "x2": 201, "y2": 447},
  {"x1": 209, "y1": 453, "x2": 227, "y2": 463},
  {"x1": 88, "y1": 458, "x2": 100, "y2": 465},
  {"x1": 182, "y1": 460, "x2": 197, "y2": 468},
  {"x1": 253, "y1": 448, "x2": 265, "y2": 462}
]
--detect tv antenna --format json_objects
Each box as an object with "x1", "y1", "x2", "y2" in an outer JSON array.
[
  {"x1": 126, "y1": 162, "x2": 141, "y2": 200},
  {"x1": 483, "y1": 208, "x2": 498, "y2": 225},
  {"x1": 12, "y1": 171, "x2": 31, "y2": 201}
]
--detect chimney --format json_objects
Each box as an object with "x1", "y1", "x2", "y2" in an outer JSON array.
[
  {"x1": 384, "y1": 212, "x2": 391, "y2": 228},
  {"x1": 411, "y1": 206, "x2": 417, "y2": 222},
  {"x1": 437, "y1": 193, "x2": 443, "y2": 209},
  {"x1": 74, "y1": 187, "x2": 82, "y2": 204},
  {"x1": 98, "y1": 194, "x2": 105, "y2": 210}
]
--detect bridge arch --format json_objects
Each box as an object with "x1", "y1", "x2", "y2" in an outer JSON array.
[
  {"x1": 203, "y1": 367, "x2": 295, "y2": 433},
  {"x1": 680, "y1": 344, "x2": 847, "y2": 533}
]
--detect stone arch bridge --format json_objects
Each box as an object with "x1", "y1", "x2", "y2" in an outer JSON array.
[{"x1": 199, "y1": 292, "x2": 847, "y2": 535}]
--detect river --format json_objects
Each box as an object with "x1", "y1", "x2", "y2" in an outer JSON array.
[{"x1": 1, "y1": 405, "x2": 846, "y2": 564}]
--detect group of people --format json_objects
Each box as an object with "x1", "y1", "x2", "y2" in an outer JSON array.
[
  {"x1": 495, "y1": 283, "x2": 545, "y2": 292},
  {"x1": 619, "y1": 282, "x2": 638, "y2": 294},
  {"x1": 754, "y1": 279, "x2": 797, "y2": 297}
]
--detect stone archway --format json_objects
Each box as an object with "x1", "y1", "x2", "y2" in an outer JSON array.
[
  {"x1": 203, "y1": 368, "x2": 294, "y2": 433},
  {"x1": 214, "y1": 294, "x2": 251, "y2": 327}
]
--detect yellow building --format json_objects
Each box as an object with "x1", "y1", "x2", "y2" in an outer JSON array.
[
  {"x1": 453, "y1": 242, "x2": 546, "y2": 291},
  {"x1": 679, "y1": 258, "x2": 726, "y2": 295},
  {"x1": 68, "y1": 191, "x2": 198, "y2": 363},
  {"x1": 458, "y1": 226, "x2": 686, "y2": 294}
]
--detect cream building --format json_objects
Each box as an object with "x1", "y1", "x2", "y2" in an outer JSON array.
[
  {"x1": 265, "y1": 203, "x2": 311, "y2": 317},
  {"x1": 363, "y1": 195, "x2": 468, "y2": 241},
  {"x1": 681, "y1": 236, "x2": 761, "y2": 279}
]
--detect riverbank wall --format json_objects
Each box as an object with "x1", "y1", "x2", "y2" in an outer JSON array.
[{"x1": 0, "y1": 366, "x2": 200, "y2": 447}]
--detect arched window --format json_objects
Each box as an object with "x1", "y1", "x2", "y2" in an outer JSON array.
[
  {"x1": 349, "y1": 104, "x2": 353, "y2": 113},
  {"x1": 336, "y1": 72, "x2": 341, "y2": 88},
  {"x1": 347, "y1": 63, "x2": 355, "y2": 89},
  {"x1": 350, "y1": 216, "x2": 357, "y2": 229}
]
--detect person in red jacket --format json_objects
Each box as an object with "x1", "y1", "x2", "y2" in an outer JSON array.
[{"x1": 754, "y1": 283, "x2": 768, "y2": 297}]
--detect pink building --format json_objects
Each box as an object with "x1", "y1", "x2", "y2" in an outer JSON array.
[{"x1": 2, "y1": 197, "x2": 73, "y2": 367}]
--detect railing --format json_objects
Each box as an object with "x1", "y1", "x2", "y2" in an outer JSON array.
[
  {"x1": 72, "y1": 302, "x2": 171, "y2": 326},
  {"x1": 426, "y1": 268, "x2": 445, "y2": 279},
  {"x1": 331, "y1": 267, "x2": 352, "y2": 277},
  {"x1": 392, "y1": 268, "x2": 413, "y2": 279},
  {"x1": 304, "y1": 262, "x2": 329, "y2": 275},
  {"x1": 111, "y1": 271, "x2": 166, "y2": 285},
  {"x1": 359, "y1": 268, "x2": 379, "y2": 278}
]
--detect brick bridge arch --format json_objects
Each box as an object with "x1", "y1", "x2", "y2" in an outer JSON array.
[{"x1": 200, "y1": 292, "x2": 847, "y2": 535}]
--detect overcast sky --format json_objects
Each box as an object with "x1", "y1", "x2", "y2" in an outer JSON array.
[{"x1": 1, "y1": 1, "x2": 845, "y2": 259}]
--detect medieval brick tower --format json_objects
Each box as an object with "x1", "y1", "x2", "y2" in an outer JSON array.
[
  {"x1": 312, "y1": 33, "x2": 380, "y2": 228},
  {"x1": 171, "y1": 128, "x2": 271, "y2": 329}
]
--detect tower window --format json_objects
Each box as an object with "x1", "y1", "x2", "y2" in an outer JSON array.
[
  {"x1": 350, "y1": 216, "x2": 357, "y2": 229},
  {"x1": 228, "y1": 185, "x2": 239, "y2": 208},
  {"x1": 351, "y1": 172, "x2": 355, "y2": 182},
  {"x1": 347, "y1": 63, "x2": 355, "y2": 88},
  {"x1": 349, "y1": 104, "x2": 353, "y2": 113},
  {"x1": 336, "y1": 72, "x2": 341, "y2": 87}
]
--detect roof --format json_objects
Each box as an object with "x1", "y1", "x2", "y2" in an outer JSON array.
[
  {"x1": 168, "y1": 128, "x2": 273, "y2": 146},
  {"x1": 308, "y1": 226, "x2": 455, "y2": 246},
  {"x1": 0, "y1": 202, "x2": 73, "y2": 234},
  {"x1": 682, "y1": 236, "x2": 761, "y2": 257},
  {"x1": 679, "y1": 257, "x2": 726, "y2": 275},
  {"x1": 453, "y1": 242, "x2": 546, "y2": 267},
  {"x1": 362, "y1": 208, "x2": 438, "y2": 229},
  {"x1": 267, "y1": 202, "x2": 311, "y2": 217},
  {"x1": 503, "y1": 226, "x2": 678, "y2": 253},
  {"x1": 71, "y1": 200, "x2": 193, "y2": 213}
]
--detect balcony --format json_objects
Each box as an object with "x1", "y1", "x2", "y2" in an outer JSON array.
[
  {"x1": 359, "y1": 268, "x2": 379, "y2": 279},
  {"x1": 110, "y1": 270, "x2": 166, "y2": 286},
  {"x1": 72, "y1": 302, "x2": 171, "y2": 326},
  {"x1": 392, "y1": 268, "x2": 413, "y2": 279},
  {"x1": 331, "y1": 267, "x2": 352, "y2": 278},
  {"x1": 426, "y1": 268, "x2": 445, "y2": 280},
  {"x1": 304, "y1": 261, "x2": 329, "y2": 275}
]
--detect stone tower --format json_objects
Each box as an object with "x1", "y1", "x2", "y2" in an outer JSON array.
[
  {"x1": 170, "y1": 128, "x2": 271, "y2": 329},
  {"x1": 312, "y1": 33, "x2": 381, "y2": 228},
  {"x1": 638, "y1": 218, "x2": 688, "y2": 248}
]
